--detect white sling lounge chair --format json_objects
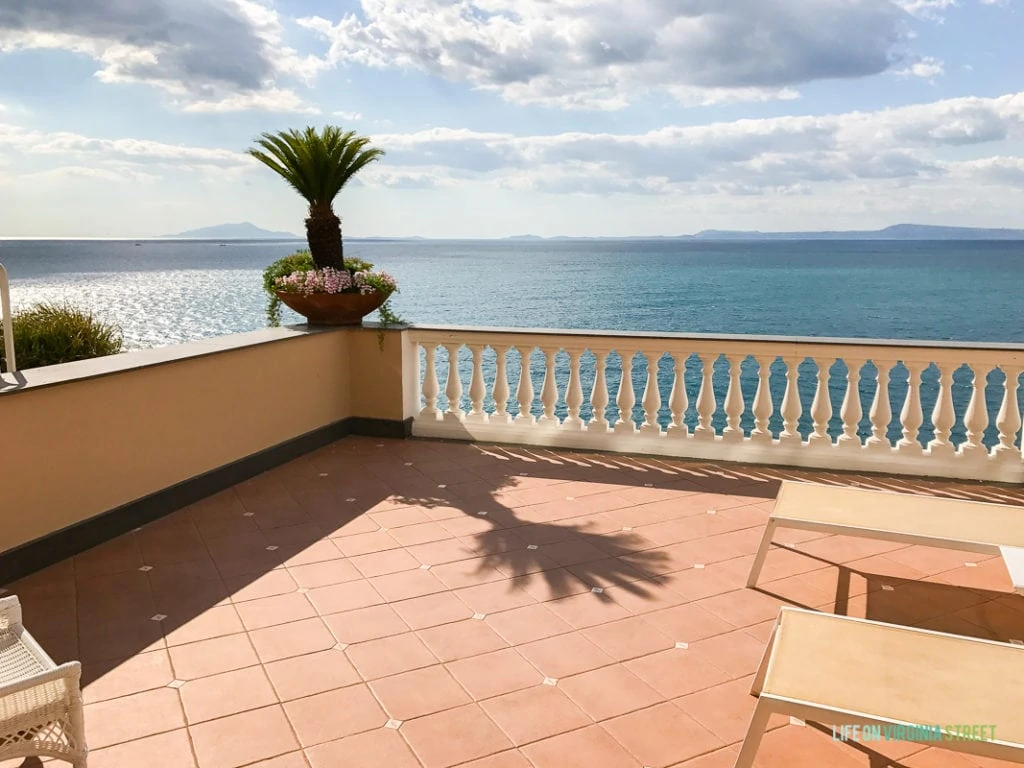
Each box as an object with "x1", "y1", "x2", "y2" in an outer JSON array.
[
  {"x1": 734, "y1": 606, "x2": 1024, "y2": 768},
  {"x1": 0, "y1": 596, "x2": 86, "y2": 767},
  {"x1": 747, "y1": 481, "x2": 1024, "y2": 593}
]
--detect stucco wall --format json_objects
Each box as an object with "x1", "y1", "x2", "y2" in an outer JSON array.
[{"x1": 0, "y1": 328, "x2": 353, "y2": 554}]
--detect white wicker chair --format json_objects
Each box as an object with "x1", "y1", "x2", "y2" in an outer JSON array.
[{"x1": 0, "y1": 596, "x2": 86, "y2": 767}]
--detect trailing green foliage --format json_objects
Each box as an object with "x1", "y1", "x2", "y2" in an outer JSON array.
[
  {"x1": 262, "y1": 250, "x2": 315, "y2": 325},
  {"x1": 0, "y1": 302, "x2": 123, "y2": 372}
]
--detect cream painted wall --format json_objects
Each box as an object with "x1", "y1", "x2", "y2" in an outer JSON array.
[{"x1": 0, "y1": 330, "x2": 353, "y2": 553}]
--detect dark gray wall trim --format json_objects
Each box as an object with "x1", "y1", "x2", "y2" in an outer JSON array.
[{"x1": 0, "y1": 416, "x2": 410, "y2": 585}]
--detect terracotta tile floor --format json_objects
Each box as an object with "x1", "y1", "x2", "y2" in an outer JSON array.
[{"x1": 5, "y1": 437, "x2": 1024, "y2": 768}]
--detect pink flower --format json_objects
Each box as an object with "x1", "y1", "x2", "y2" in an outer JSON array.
[{"x1": 275, "y1": 266, "x2": 398, "y2": 296}]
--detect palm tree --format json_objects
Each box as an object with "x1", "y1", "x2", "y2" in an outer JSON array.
[{"x1": 248, "y1": 126, "x2": 384, "y2": 271}]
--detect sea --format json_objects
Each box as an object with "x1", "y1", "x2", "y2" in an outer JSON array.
[{"x1": 2, "y1": 238, "x2": 1023, "y2": 445}]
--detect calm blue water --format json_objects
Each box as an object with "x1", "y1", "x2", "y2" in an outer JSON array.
[{"x1": 2, "y1": 238, "x2": 1023, "y2": 446}]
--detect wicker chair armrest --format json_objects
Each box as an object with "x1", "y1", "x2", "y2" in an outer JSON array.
[
  {"x1": 0, "y1": 661, "x2": 81, "y2": 700},
  {"x1": 0, "y1": 596, "x2": 22, "y2": 631}
]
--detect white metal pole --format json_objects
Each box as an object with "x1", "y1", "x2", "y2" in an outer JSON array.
[{"x1": 0, "y1": 263, "x2": 16, "y2": 373}]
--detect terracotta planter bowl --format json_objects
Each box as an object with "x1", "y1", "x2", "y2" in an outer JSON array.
[{"x1": 275, "y1": 290, "x2": 385, "y2": 326}]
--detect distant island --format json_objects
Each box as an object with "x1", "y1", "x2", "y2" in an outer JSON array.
[
  {"x1": 501, "y1": 224, "x2": 1024, "y2": 241},
  {"x1": 151, "y1": 221, "x2": 1024, "y2": 241},
  {"x1": 160, "y1": 222, "x2": 301, "y2": 239},
  {"x1": 690, "y1": 224, "x2": 1024, "y2": 241}
]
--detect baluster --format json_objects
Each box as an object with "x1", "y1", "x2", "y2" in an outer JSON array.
[
  {"x1": 539, "y1": 348, "x2": 559, "y2": 425},
  {"x1": 614, "y1": 351, "x2": 637, "y2": 434},
  {"x1": 994, "y1": 367, "x2": 1022, "y2": 458},
  {"x1": 588, "y1": 351, "x2": 610, "y2": 432},
  {"x1": 693, "y1": 353, "x2": 717, "y2": 440},
  {"x1": 466, "y1": 344, "x2": 487, "y2": 422},
  {"x1": 838, "y1": 359, "x2": 864, "y2": 449},
  {"x1": 961, "y1": 364, "x2": 989, "y2": 455},
  {"x1": 722, "y1": 354, "x2": 745, "y2": 442},
  {"x1": 420, "y1": 343, "x2": 439, "y2": 420},
  {"x1": 640, "y1": 351, "x2": 663, "y2": 435},
  {"x1": 928, "y1": 364, "x2": 956, "y2": 456},
  {"x1": 491, "y1": 345, "x2": 511, "y2": 425},
  {"x1": 514, "y1": 347, "x2": 535, "y2": 425},
  {"x1": 779, "y1": 356, "x2": 803, "y2": 446},
  {"x1": 750, "y1": 355, "x2": 774, "y2": 445},
  {"x1": 867, "y1": 360, "x2": 893, "y2": 451},
  {"x1": 564, "y1": 348, "x2": 585, "y2": 430},
  {"x1": 667, "y1": 352, "x2": 689, "y2": 437},
  {"x1": 443, "y1": 344, "x2": 464, "y2": 422},
  {"x1": 809, "y1": 357, "x2": 832, "y2": 446},
  {"x1": 897, "y1": 361, "x2": 925, "y2": 453}
]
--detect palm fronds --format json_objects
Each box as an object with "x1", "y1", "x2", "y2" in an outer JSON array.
[{"x1": 248, "y1": 126, "x2": 385, "y2": 209}]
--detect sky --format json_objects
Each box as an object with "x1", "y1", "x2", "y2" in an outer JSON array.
[{"x1": 0, "y1": 0, "x2": 1022, "y2": 238}]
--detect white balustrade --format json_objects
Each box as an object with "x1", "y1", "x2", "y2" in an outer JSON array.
[
  {"x1": 995, "y1": 367, "x2": 1022, "y2": 459},
  {"x1": 666, "y1": 353, "x2": 688, "y2": 437},
  {"x1": 515, "y1": 348, "x2": 534, "y2": 425},
  {"x1": 564, "y1": 349, "x2": 585, "y2": 430},
  {"x1": 779, "y1": 357, "x2": 802, "y2": 446},
  {"x1": 898, "y1": 362, "x2": 925, "y2": 455},
  {"x1": 838, "y1": 359, "x2": 863, "y2": 449},
  {"x1": 420, "y1": 344, "x2": 439, "y2": 420},
  {"x1": 491, "y1": 346, "x2": 511, "y2": 425},
  {"x1": 750, "y1": 355, "x2": 773, "y2": 445},
  {"x1": 694, "y1": 353, "x2": 716, "y2": 440},
  {"x1": 539, "y1": 349, "x2": 559, "y2": 426},
  {"x1": 614, "y1": 352, "x2": 636, "y2": 434},
  {"x1": 928, "y1": 364, "x2": 956, "y2": 456},
  {"x1": 809, "y1": 359, "x2": 832, "y2": 446},
  {"x1": 466, "y1": 344, "x2": 487, "y2": 422},
  {"x1": 589, "y1": 351, "x2": 610, "y2": 432},
  {"x1": 722, "y1": 355, "x2": 745, "y2": 442},
  {"x1": 407, "y1": 328, "x2": 1024, "y2": 483},
  {"x1": 640, "y1": 352, "x2": 662, "y2": 435},
  {"x1": 962, "y1": 365, "x2": 988, "y2": 455},
  {"x1": 443, "y1": 346, "x2": 463, "y2": 422},
  {"x1": 866, "y1": 361, "x2": 893, "y2": 453}
]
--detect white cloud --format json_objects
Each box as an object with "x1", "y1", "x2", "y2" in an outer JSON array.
[
  {"x1": 894, "y1": 55, "x2": 945, "y2": 78},
  {"x1": 363, "y1": 91, "x2": 1024, "y2": 194},
  {"x1": 23, "y1": 165, "x2": 162, "y2": 183},
  {"x1": 332, "y1": 111, "x2": 364, "y2": 121},
  {"x1": 893, "y1": 0, "x2": 957, "y2": 17},
  {"x1": 26, "y1": 133, "x2": 251, "y2": 168},
  {"x1": 181, "y1": 89, "x2": 320, "y2": 115},
  {"x1": 957, "y1": 156, "x2": 1024, "y2": 186},
  {"x1": 0, "y1": 0, "x2": 317, "y2": 112},
  {"x1": 300, "y1": 0, "x2": 910, "y2": 110}
]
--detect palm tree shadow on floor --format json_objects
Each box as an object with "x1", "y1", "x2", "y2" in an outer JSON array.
[{"x1": 389, "y1": 493, "x2": 676, "y2": 601}]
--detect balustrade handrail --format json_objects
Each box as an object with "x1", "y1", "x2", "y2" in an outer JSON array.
[
  {"x1": 0, "y1": 263, "x2": 15, "y2": 374},
  {"x1": 406, "y1": 324, "x2": 1024, "y2": 352},
  {"x1": 406, "y1": 325, "x2": 1024, "y2": 366}
]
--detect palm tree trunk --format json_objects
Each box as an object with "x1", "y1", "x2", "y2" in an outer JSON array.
[{"x1": 305, "y1": 205, "x2": 344, "y2": 270}]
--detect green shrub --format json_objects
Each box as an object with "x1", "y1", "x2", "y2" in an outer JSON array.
[{"x1": 0, "y1": 302, "x2": 123, "y2": 372}]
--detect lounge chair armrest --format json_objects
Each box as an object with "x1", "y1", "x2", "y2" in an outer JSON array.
[
  {"x1": 0, "y1": 661, "x2": 81, "y2": 701},
  {"x1": 0, "y1": 595, "x2": 22, "y2": 631}
]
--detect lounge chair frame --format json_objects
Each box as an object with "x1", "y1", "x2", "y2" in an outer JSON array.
[
  {"x1": 735, "y1": 607, "x2": 1024, "y2": 768},
  {"x1": 747, "y1": 481, "x2": 1024, "y2": 593}
]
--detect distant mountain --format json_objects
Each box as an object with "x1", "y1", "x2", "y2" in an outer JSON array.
[
  {"x1": 161, "y1": 222, "x2": 301, "y2": 239},
  {"x1": 692, "y1": 224, "x2": 1024, "y2": 241}
]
